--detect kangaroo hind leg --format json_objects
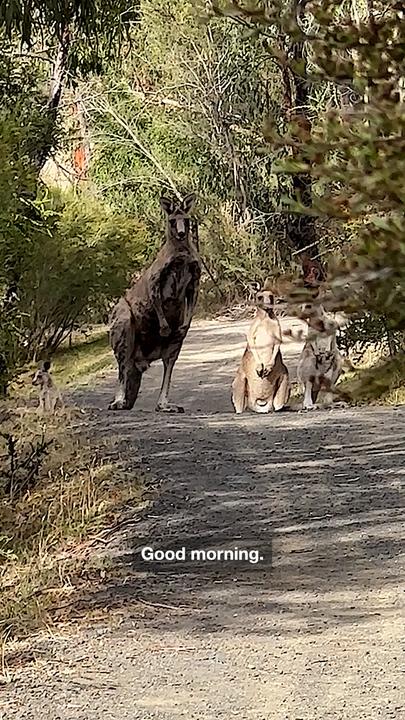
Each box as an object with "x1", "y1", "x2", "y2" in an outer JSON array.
[
  {"x1": 273, "y1": 373, "x2": 290, "y2": 412},
  {"x1": 303, "y1": 379, "x2": 316, "y2": 410},
  {"x1": 156, "y1": 343, "x2": 184, "y2": 413},
  {"x1": 109, "y1": 312, "x2": 143, "y2": 410},
  {"x1": 232, "y1": 368, "x2": 248, "y2": 414}
]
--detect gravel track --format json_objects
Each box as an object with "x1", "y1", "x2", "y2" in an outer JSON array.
[{"x1": 4, "y1": 318, "x2": 404, "y2": 720}]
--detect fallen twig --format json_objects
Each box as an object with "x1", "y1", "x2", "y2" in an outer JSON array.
[
  {"x1": 135, "y1": 597, "x2": 201, "y2": 612},
  {"x1": 127, "y1": 646, "x2": 197, "y2": 655}
]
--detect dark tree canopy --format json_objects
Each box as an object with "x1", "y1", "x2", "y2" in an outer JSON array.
[{"x1": 0, "y1": 1, "x2": 138, "y2": 56}]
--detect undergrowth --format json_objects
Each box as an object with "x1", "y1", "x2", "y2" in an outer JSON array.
[
  {"x1": 0, "y1": 332, "x2": 144, "y2": 650},
  {"x1": 11, "y1": 328, "x2": 113, "y2": 399},
  {"x1": 341, "y1": 352, "x2": 405, "y2": 406},
  {"x1": 42, "y1": 328, "x2": 112, "y2": 388},
  {"x1": 0, "y1": 407, "x2": 143, "y2": 640}
]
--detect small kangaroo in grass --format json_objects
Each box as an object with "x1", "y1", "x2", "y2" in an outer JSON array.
[
  {"x1": 32, "y1": 361, "x2": 64, "y2": 414},
  {"x1": 109, "y1": 193, "x2": 201, "y2": 413}
]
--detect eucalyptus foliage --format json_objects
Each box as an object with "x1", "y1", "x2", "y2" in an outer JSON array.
[
  {"x1": 86, "y1": 1, "x2": 303, "y2": 295},
  {"x1": 0, "y1": 33, "x2": 145, "y2": 392},
  {"x1": 0, "y1": 1, "x2": 138, "y2": 67},
  {"x1": 209, "y1": 1, "x2": 404, "y2": 346}
]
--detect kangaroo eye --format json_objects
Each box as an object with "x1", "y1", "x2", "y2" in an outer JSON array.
[{"x1": 257, "y1": 294, "x2": 263, "y2": 301}]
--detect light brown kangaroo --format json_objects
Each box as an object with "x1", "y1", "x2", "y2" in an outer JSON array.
[
  {"x1": 297, "y1": 303, "x2": 345, "y2": 410},
  {"x1": 109, "y1": 194, "x2": 201, "y2": 413},
  {"x1": 32, "y1": 361, "x2": 64, "y2": 414},
  {"x1": 232, "y1": 290, "x2": 290, "y2": 414}
]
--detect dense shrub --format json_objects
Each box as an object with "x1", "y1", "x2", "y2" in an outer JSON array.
[
  {"x1": 1, "y1": 172, "x2": 146, "y2": 385},
  {"x1": 20, "y1": 191, "x2": 147, "y2": 358}
]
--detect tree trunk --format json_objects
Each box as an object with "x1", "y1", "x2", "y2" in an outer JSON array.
[
  {"x1": 284, "y1": 0, "x2": 318, "y2": 258},
  {"x1": 35, "y1": 26, "x2": 71, "y2": 172},
  {"x1": 72, "y1": 92, "x2": 91, "y2": 183},
  {"x1": 0, "y1": 353, "x2": 8, "y2": 397}
]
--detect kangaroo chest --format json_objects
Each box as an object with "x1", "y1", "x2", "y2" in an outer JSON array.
[
  {"x1": 161, "y1": 256, "x2": 200, "y2": 301},
  {"x1": 250, "y1": 315, "x2": 280, "y2": 363},
  {"x1": 254, "y1": 325, "x2": 276, "y2": 363}
]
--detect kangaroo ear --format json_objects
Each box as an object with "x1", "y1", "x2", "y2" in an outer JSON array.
[
  {"x1": 160, "y1": 196, "x2": 174, "y2": 215},
  {"x1": 43, "y1": 361, "x2": 51, "y2": 371},
  {"x1": 181, "y1": 193, "x2": 196, "y2": 214}
]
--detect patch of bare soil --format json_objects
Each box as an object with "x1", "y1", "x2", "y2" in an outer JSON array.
[{"x1": 3, "y1": 318, "x2": 404, "y2": 720}]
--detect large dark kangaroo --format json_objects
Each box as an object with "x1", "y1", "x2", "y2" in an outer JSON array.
[{"x1": 109, "y1": 194, "x2": 201, "y2": 413}]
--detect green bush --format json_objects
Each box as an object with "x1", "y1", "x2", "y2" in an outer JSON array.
[
  {"x1": 337, "y1": 313, "x2": 405, "y2": 360},
  {"x1": 0, "y1": 36, "x2": 148, "y2": 391},
  {"x1": 18, "y1": 191, "x2": 148, "y2": 359},
  {"x1": 1, "y1": 151, "x2": 147, "y2": 387},
  {"x1": 0, "y1": 111, "x2": 40, "y2": 392}
]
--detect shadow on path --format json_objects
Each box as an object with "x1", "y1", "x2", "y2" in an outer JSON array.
[{"x1": 68, "y1": 320, "x2": 404, "y2": 638}]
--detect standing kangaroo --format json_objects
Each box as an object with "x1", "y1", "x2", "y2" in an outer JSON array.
[{"x1": 109, "y1": 194, "x2": 201, "y2": 413}]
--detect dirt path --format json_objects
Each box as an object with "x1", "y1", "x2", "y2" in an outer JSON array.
[{"x1": 4, "y1": 319, "x2": 405, "y2": 720}]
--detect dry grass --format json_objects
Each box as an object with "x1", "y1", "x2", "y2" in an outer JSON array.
[
  {"x1": 11, "y1": 328, "x2": 113, "y2": 400},
  {"x1": 341, "y1": 351, "x2": 405, "y2": 405},
  {"x1": 51, "y1": 329, "x2": 113, "y2": 388},
  {"x1": 0, "y1": 333, "x2": 144, "y2": 652},
  {"x1": 0, "y1": 408, "x2": 143, "y2": 640}
]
